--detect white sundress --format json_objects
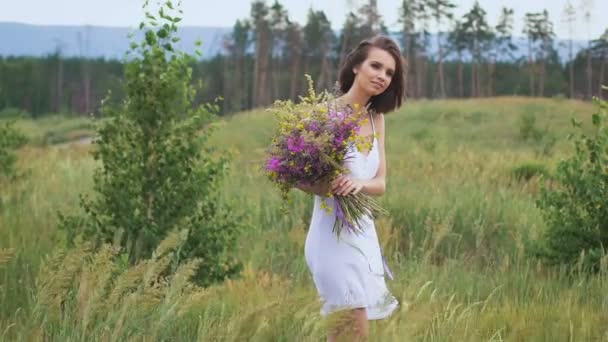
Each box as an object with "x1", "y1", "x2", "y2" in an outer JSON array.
[{"x1": 304, "y1": 111, "x2": 398, "y2": 320}]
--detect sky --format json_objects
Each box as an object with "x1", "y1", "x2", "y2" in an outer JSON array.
[{"x1": 2, "y1": 0, "x2": 606, "y2": 40}]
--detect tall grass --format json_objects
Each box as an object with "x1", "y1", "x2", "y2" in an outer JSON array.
[{"x1": 1, "y1": 98, "x2": 607, "y2": 341}]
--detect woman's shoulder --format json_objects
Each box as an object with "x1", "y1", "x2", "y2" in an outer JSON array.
[{"x1": 372, "y1": 111, "x2": 385, "y2": 129}]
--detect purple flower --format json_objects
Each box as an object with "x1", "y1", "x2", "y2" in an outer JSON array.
[
  {"x1": 287, "y1": 136, "x2": 305, "y2": 153},
  {"x1": 308, "y1": 121, "x2": 320, "y2": 132},
  {"x1": 266, "y1": 157, "x2": 282, "y2": 172}
]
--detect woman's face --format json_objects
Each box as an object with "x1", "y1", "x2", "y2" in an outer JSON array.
[{"x1": 353, "y1": 47, "x2": 396, "y2": 97}]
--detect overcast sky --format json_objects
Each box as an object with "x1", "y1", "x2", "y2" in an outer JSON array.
[{"x1": 2, "y1": 0, "x2": 606, "y2": 40}]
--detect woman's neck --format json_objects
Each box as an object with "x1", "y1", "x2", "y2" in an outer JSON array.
[{"x1": 341, "y1": 85, "x2": 371, "y2": 109}]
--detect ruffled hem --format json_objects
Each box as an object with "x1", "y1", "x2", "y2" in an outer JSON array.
[{"x1": 320, "y1": 296, "x2": 399, "y2": 321}]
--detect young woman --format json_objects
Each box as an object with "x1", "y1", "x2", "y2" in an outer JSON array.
[{"x1": 299, "y1": 35, "x2": 406, "y2": 341}]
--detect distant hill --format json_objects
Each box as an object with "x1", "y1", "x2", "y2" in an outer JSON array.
[
  {"x1": 0, "y1": 22, "x2": 590, "y2": 63},
  {"x1": 0, "y1": 22, "x2": 231, "y2": 59}
]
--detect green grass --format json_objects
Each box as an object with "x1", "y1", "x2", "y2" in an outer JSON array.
[
  {"x1": 9, "y1": 114, "x2": 95, "y2": 146},
  {"x1": 1, "y1": 97, "x2": 607, "y2": 341}
]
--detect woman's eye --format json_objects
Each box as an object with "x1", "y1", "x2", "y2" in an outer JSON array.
[{"x1": 371, "y1": 64, "x2": 380, "y2": 69}]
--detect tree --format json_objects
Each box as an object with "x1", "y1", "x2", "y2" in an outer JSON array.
[
  {"x1": 251, "y1": 0, "x2": 271, "y2": 107},
  {"x1": 224, "y1": 19, "x2": 251, "y2": 112},
  {"x1": 425, "y1": 0, "x2": 456, "y2": 98},
  {"x1": 338, "y1": 11, "x2": 360, "y2": 67},
  {"x1": 523, "y1": 12, "x2": 550, "y2": 97},
  {"x1": 77, "y1": 26, "x2": 92, "y2": 113},
  {"x1": 580, "y1": 0, "x2": 594, "y2": 98},
  {"x1": 590, "y1": 28, "x2": 608, "y2": 99},
  {"x1": 490, "y1": 7, "x2": 516, "y2": 97},
  {"x1": 562, "y1": 1, "x2": 577, "y2": 98},
  {"x1": 535, "y1": 11, "x2": 556, "y2": 97},
  {"x1": 59, "y1": 0, "x2": 242, "y2": 287},
  {"x1": 358, "y1": 0, "x2": 385, "y2": 38},
  {"x1": 303, "y1": 8, "x2": 334, "y2": 92},
  {"x1": 398, "y1": 0, "x2": 430, "y2": 98},
  {"x1": 462, "y1": 1, "x2": 492, "y2": 97},
  {"x1": 447, "y1": 19, "x2": 467, "y2": 97},
  {"x1": 269, "y1": 0, "x2": 290, "y2": 100},
  {"x1": 285, "y1": 21, "x2": 303, "y2": 101},
  {"x1": 398, "y1": 0, "x2": 420, "y2": 98}
]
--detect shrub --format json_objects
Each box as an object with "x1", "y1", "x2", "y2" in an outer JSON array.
[
  {"x1": 534, "y1": 95, "x2": 608, "y2": 270},
  {"x1": 59, "y1": 1, "x2": 242, "y2": 286}
]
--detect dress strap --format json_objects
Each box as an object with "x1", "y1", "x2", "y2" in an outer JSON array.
[{"x1": 369, "y1": 111, "x2": 376, "y2": 136}]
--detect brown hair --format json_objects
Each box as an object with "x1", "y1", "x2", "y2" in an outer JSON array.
[{"x1": 337, "y1": 35, "x2": 406, "y2": 114}]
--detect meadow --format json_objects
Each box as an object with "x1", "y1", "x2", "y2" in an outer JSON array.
[{"x1": 1, "y1": 97, "x2": 607, "y2": 341}]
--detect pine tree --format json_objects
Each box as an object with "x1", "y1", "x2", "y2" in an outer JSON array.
[
  {"x1": 462, "y1": 1, "x2": 492, "y2": 97},
  {"x1": 303, "y1": 9, "x2": 334, "y2": 92},
  {"x1": 562, "y1": 1, "x2": 577, "y2": 98},
  {"x1": 425, "y1": 0, "x2": 456, "y2": 98},
  {"x1": 251, "y1": 0, "x2": 271, "y2": 107},
  {"x1": 490, "y1": 7, "x2": 516, "y2": 97}
]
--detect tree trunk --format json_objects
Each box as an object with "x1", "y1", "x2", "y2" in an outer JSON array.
[
  {"x1": 258, "y1": 28, "x2": 271, "y2": 106},
  {"x1": 317, "y1": 45, "x2": 329, "y2": 92},
  {"x1": 253, "y1": 35, "x2": 261, "y2": 108},
  {"x1": 487, "y1": 60, "x2": 494, "y2": 97},
  {"x1": 471, "y1": 61, "x2": 476, "y2": 97},
  {"x1": 476, "y1": 62, "x2": 483, "y2": 97},
  {"x1": 408, "y1": 47, "x2": 417, "y2": 99},
  {"x1": 56, "y1": 57, "x2": 63, "y2": 113},
  {"x1": 586, "y1": 49, "x2": 593, "y2": 99},
  {"x1": 289, "y1": 50, "x2": 301, "y2": 101},
  {"x1": 437, "y1": 33, "x2": 445, "y2": 98},
  {"x1": 420, "y1": 56, "x2": 427, "y2": 98},
  {"x1": 528, "y1": 39, "x2": 535, "y2": 97},
  {"x1": 569, "y1": 39, "x2": 574, "y2": 98},
  {"x1": 539, "y1": 60, "x2": 546, "y2": 97},
  {"x1": 457, "y1": 59, "x2": 463, "y2": 98},
  {"x1": 599, "y1": 55, "x2": 606, "y2": 100},
  {"x1": 339, "y1": 27, "x2": 351, "y2": 68}
]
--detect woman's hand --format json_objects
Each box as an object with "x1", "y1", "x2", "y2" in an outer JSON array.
[
  {"x1": 332, "y1": 175, "x2": 365, "y2": 196},
  {"x1": 297, "y1": 182, "x2": 330, "y2": 196}
]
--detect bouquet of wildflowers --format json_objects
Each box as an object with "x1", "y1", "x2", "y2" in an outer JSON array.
[{"x1": 264, "y1": 75, "x2": 388, "y2": 237}]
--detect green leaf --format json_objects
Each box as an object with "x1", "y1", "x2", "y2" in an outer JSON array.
[
  {"x1": 166, "y1": 1, "x2": 174, "y2": 9},
  {"x1": 592, "y1": 113, "x2": 601, "y2": 127},
  {"x1": 145, "y1": 30, "x2": 157, "y2": 45},
  {"x1": 157, "y1": 28, "x2": 168, "y2": 39}
]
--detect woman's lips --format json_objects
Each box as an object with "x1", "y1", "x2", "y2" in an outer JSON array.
[{"x1": 371, "y1": 81, "x2": 384, "y2": 89}]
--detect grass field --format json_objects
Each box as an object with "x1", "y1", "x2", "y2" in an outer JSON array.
[{"x1": 1, "y1": 97, "x2": 607, "y2": 341}]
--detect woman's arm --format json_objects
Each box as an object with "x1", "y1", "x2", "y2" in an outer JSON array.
[{"x1": 333, "y1": 114, "x2": 387, "y2": 197}]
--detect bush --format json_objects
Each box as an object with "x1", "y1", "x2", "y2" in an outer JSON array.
[
  {"x1": 59, "y1": 1, "x2": 242, "y2": 287},
  {"x1": 0, "y1": 120, "x2": 27, "y2": 181},
  {"x1": 518, "y1": 111, "x2": 544, "y2": 142},
  {"x1": 534, "y1": 96, "x2": 608, "y2": 270}
]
